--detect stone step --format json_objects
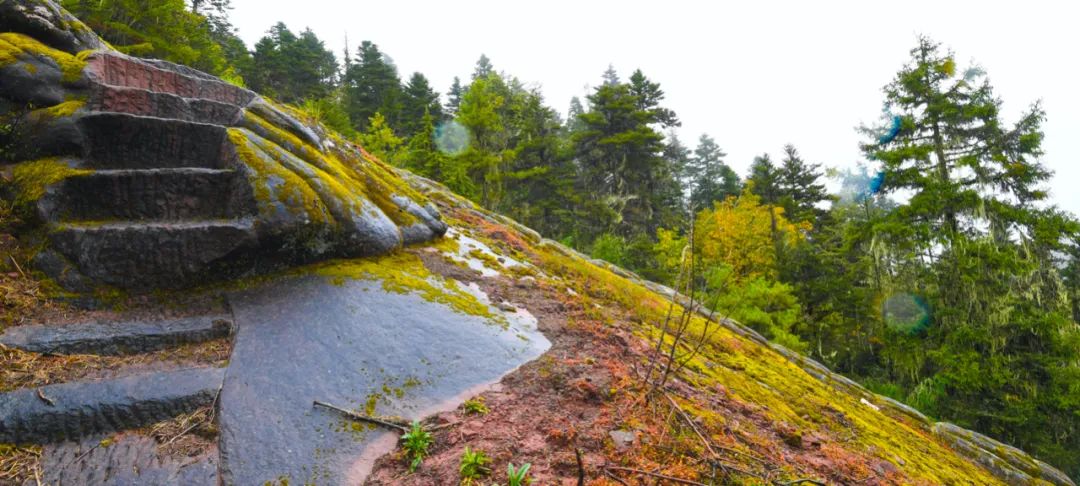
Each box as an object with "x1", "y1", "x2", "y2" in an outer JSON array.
[
  {"x1": 77, "y1": 112, "x2": 230, "y2": 170},
  {"x1": 88, "y1": 84, "x2": 244, "y2": 125},
  {"x1": 0, "y1": 367, "x2": 224, "y2": 444},
  {"x1": 40, "y1": 434, "x2": 218, "y2": 485},
  {"x1": 0, "y1": 314, "x2": 233, "y2": 356},
  {"x1": 84, "y1": 51, "x2": 255, "y2": 107},
  {"x1": 49, "y1": 219, "x2": 259, "y2": 289},
  {"x1": 39, "y1": 168, "x2": 255, "y2": 222}
]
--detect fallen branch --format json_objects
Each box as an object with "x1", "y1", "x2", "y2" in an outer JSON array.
[
  {"x1": 604, "y1": 466, "x2": 708, "y2": 486},
  {"x1": 313, "y1": 400, "x2": 410, "y2": 433},
  {"x1": 774, "y1": 480, "x2": 828, "y2": 486},
  {"x1": 601, "y1": 468, "x2": 630, "y2": 486},
  {"x1": 9, "y1": 255, "x2": 26, "y2": 279},
  {"x1": 663, "y1": 392, "x2": 717, "y2": 458}
]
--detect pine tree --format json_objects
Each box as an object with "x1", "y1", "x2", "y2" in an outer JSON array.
[
  {"x1": 747, "y1": 153, "x2": 780, "y2": 205},
  {"x1": 573, "y1": 69, "x2": 678, "y2": 240},
  {"x1": 472, "y1": 54, "x2": 494, "y2": 80},
  {"x1": 687, "y1": 134, "x2": 739, "y2": 211},
  {"x1": 247, "y1": 23, "x2": 337, "y2": 103},
  {"x1": 400, "y1": 72, "x2": 443, "y2": 138},
  {"x1": 862, "y1": 36, "x2": 1080, "y2": 473},
  {"x1": 343, "y1": 41, "x2": 401, "y2": 132},
  {"x1": 777, "y1": 144, "x2": 829, "y2": 224},
  {"x1": 446, "y1": 77, "x2": 464, "y2": 117},
  {"x1": 565, "y1": 96, "x2": 586, "y2": 134}
]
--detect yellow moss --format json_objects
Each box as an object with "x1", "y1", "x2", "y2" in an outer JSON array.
[
  {"x1": 239, "y1": 110, "x2": 429, "y2": 227},
  {"x1": 0, "y1": 33, "x2": 86, "y2": 83},
  {"x1": 226, "y1": 128, "x2": 332, "y2": 225},
  {"x1": 11, "y1": 158, "x2": 91, "y2": 207},
  {"x1": 525, "y1": 241, "x2": 1005, "y2": 484},
  {"x1": 30, "y1": 99, "x2": 85, "y2": 120},
  {"x1": 467, "y1": 248, "x2": 503, "y2": 272},
  {"x1": 303, "y1": 252, "x2": 505, "y2": 326}
]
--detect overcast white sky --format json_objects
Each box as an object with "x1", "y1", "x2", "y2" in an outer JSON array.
[{"x1": 229, "y1": 0, "x2": 1080, "y2": 216}]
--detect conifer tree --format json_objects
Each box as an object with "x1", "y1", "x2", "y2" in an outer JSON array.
[
  {"x1": 343, "y1": 41, "x2": 401, "y2": 132},
  {"x1": 687, "y1": 134, "x2": 739, "y2": 211},
  {"x1": 777, "y1": 144, "x2": 829, "y2": 224},
  {"x1": 862, "y1": 36, "x2": 1080, "y2": 472}
]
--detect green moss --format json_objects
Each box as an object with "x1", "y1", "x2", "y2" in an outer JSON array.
[
  {"x1": 11, "y1": 157, "x2": 91, "y2": 208},
  {"x1": 239, "y1": 110, "x2": 430, "y2": 228},
  {"x1": 303, "y1": 252, "x2": 505, "y2": 326},
  {"x1": 227, "y1": 128, "x2": 332, "y2": 225},
  {"x1": 0, "y1": 32, "x2": 86, "y2": 83}
]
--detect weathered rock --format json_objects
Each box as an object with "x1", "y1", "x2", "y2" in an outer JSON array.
[
  {"x1": 0, "y1": 314, "x2": 232, "y2": 355},
  {"x1": 219, "y1": 275, "x2": 549, "y2": 485},
  {"x1": 48, "y1": 219, "x2": 260, "y2": 289},
  {"x1": 0, "y1": 367, "x2": 224, "y2": 444},
  {"x1": 39, "y1": 168, "x2": 254, "y2": 222},
  {"x1": 934, "y1": 423, "x2": 1076, "y2": 486},
  {"x1": 38, "y1": 434, "x2": 217, "y2": 486},
  {"x1": 2, "y1": 2, "x2": 447, "y2": 292}
]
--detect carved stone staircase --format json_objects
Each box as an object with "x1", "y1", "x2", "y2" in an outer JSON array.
[{"x1": 36, "y1": 52, "x2": 261, "y2": 290}]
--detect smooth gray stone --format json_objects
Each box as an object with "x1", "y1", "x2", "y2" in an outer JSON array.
[
  {"x1": 0, "y1": 367, "x2": 224, "y2": 444},
  {"x1": 219, "y1": 275, "x2": 549, "y2": 485},
  {"x1": 0, "y1": 314, "x2": 233, "y2": 355}
]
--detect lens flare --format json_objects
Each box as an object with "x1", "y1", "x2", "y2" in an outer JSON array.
[
  {"x1": 882, "y1": 293, "x2": 930, "y2": 334},
  {"x1": 435, "y1": 120, "x2": 469, "y2": 156}
]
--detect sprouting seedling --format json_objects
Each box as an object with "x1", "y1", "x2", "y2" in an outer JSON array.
[
  {"x1": 506, "y1": 462, "x2": 531, "y2": 486},
  {"x1": 400, "y1": 420, "x2": 432, "y2": 472},
  {"x1": 458, "y1": 446, "x2": 491, "y2": 484},
  {"x1": 463, "y1": 396, "x2": 489, "y2": 415}
]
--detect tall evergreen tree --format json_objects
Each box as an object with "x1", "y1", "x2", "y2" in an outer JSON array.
[
  {"x1": 247, "y1": 23, "x2": 337, "y2": 103},
  {"x1": 747, "y1": 153, "x2": 780, "y2": 205},
  {"x1": 472, "y1": 54, "x2": 494, "y2": 80},
  {"x1": 861, "y1": 36, "x2": 1080, "y2": 473},
  {"x1": 777, "y1": 144, "x2": 829, "y2": 224},
  {"x1": 446, "y1": 76, "x2": 464, "y2": 117},
  {"x1": 687, "y1": 134, "x2": 740, "y2": 210},
  {"x1": 400, "y1": 72, "x2": 443, "y2": 138},
  {"x1": 565, "y1": 96, "x2": 586, "y2": 134},
  {"x1": 573, "y1": 69, "x2": 679, "y2": 239},
  {"x1": 343, "y1": 41, "x2": 401, "y2": 132}
]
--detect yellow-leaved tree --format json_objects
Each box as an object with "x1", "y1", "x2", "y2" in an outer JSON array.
[{"x1": 695, "y1": 188, "x2": 809, "y2": 282}]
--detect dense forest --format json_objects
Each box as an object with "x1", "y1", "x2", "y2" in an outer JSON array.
[{"x1": 62, "y1": 0, "x2": 1080, "y2": 476}]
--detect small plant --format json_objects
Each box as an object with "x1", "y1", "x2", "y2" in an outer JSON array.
[
  {"x1": 506, "y1": 462, "x2": 531, "y2": 486},
  {"x1": 400, "y1": 420, "x2": 432, "y2": 472},
  {"x1": 462, "y1": 396, "x2": 489, "y2": 415},
  {"x1": 458, "y1": 446, "x2": 490, "y2": 484}
]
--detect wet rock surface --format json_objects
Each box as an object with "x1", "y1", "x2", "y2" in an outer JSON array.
[
  {"x1": 219, "y1": 275, "x2": 549, "y2": 484},
  {"x1": 0, "y1": 314, "x2": 232, "y2": 355},
  {"x1": 37, "y1": 434, "x2": 217, "y2": 486},
  {"x1": 0, "y1": 367, "x2": 224, "y2": 444}
]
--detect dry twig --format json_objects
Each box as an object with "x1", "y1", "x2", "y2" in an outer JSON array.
[
  {"x1": 604, "y1": 466, "x2": 709, "y2": 486},
  {"x1": 313, "y1": 400, "x2": 410, "y2": 433}
]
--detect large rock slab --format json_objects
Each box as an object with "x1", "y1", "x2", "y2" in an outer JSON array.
[{"x1": 219, "y1": 275, "x2": 549, "y2": 485}]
